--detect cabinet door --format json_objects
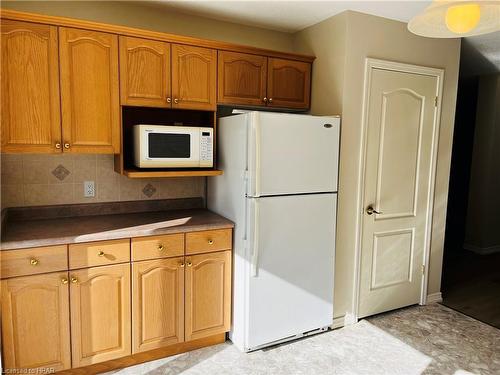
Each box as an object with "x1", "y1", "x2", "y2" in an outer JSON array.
[
  {"x1": 70, "y1": 263, "x2": 131, "y2": 367},
  {"x1": 119, "y1": 36, "x2": 171, "y2": 107},
  {"x1": 132, "y1": 257, "x2": 184, "y2": 353},
  {"x1": 185, "y1": 250, "x2": 231, "y2": 341},
  {"x1": 1, "y1": 20, "x2": 61, "y2": 153},
  {"x1": 267, "y1": 58, "x2": 311, "y2": 109},
  {"x1": 217, "y1": 51, "x2": 267, "y2": 106},
  {"x1": 1, "y1": 272, "x2": 71, "y2": 371},
  {"x1": 171, "y1": 44, "x2": 216, "y2": 110},
  {"x1": 59, "y1": 28, "x2": 120, "y2": 153}
]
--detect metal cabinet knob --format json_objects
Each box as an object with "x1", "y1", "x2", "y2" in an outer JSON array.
[
  {"x1": 167, "y1": 97, "x2": 172, "y2": 103},
  {"x1": 186, "y1": 261, "x2": 192, "y2": 267},
  {"x1": 70, "y1": 276, "x2": 78, "y2": 284},
  {"x1": 55, "y1": 142, "x2": 62, "y2": 149},
  {"x1": 64, "y1": 143, "x2": 70, "y2": 149},
  {"x1": 263, "y1": 97, "x2": 268, "y2": 103},
  {"x1": 61, "y1": 277, "x2": 69, "y2": 285},
  {"x1": 268, "y1": 98, "x2": 273, "y2": 103},
  {"x1": 366, "y1": 206, "x2": 383, "y2": 215},
  {"x1": 30, "y1": 258, "x2": 39, "y2": 266},
  {"x1": 179, "y1": 262, "x2": 185, "y2": 268},
  {"x1": 98, "y1": 251, "x2": 105, "y2": 257},
  {"x1": 173, "y1": 98, "x2": 179, "y2": 104}
]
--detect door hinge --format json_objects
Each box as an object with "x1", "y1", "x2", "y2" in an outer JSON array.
[
  {"x1": 434, "y1": 96, "x2": 438, "y2": 107},
  {"x1": 421, "y1": 265, "x2": 425, "y2": 274}
]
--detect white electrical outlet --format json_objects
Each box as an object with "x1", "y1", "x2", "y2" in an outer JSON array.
[{"x1": 84, "y1": 181, "x2": 95, "y2": 197}]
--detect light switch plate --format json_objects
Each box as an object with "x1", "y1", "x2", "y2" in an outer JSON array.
[{"x1": 84, "y1": 181, "x2": 95, "y2": 197}]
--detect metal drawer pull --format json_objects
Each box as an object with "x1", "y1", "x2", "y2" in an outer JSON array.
[
  {"x1": 30, "y1": 258, "x2": 39, "y2": 266},
  {"x1": 208, "y1": 239, "x2": 214, "y2": 245},
  {"x1": 158, "y1": 244, "x2": 164, "y2": 251},
  {"x1": 98, "y1": 251, "x2": 105, "y2": 257}
]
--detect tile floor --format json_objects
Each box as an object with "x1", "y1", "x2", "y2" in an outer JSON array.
[{"x1": 105, "y1": 304, "x2": 500, "y2": 375}]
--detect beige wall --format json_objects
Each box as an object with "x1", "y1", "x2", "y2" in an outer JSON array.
[
  {"x1": 465, "y1": 74, "x2": 500, "y2": 252},
  {"x1": 1, "y1": 154, "x2": 204, "y2": 209},
  {"x1": 294, "y1": 11, "x2": 460, "y2": 319},
  {"x1": 1, "y1": 1, "x2": 294, "y2": 52}
]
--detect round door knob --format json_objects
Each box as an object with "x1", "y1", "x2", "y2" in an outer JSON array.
[
  {"x1": 70, "y1": 276, "x2": 78, "y2": 284},
  {"x1": 263, "y1": 97, "x2": 268, "y2": 103},
  {"x1": 158, "y1": 244, "x2": 164, "y2": 251},
  {"x1": 64, "y1": 143, "x2": 70, "y2": 149},
  {"x1": 174, "y1": 98, "x2": 179, "y2": 104},
  {"x1": 166, "y1": 97, "x2": 172, "y2": 103},
  {"x1": 30, "y1": 258, "x2": 39, "y2": 266},
  {"x1": 186, "y1": 261, "x2": 192, "y2": 267},
  {"x1": 208, "y1": 239, "x2": 214, "y2": 245},
  {"x1": 268, "y1": 98, "x2": 273, "y2": 103},
  {"x1": 366, "y1": 206, "x2": 382, "y2": 215},
  {"x1": 61, "y1": 277, "x2": 69, "y2": 285},
  {"x1": 98, "y1": 251, "x2": 105, "y2": 257},
  {"x1": 55, "y1": 142, "x2": 62, "y2": 149}
]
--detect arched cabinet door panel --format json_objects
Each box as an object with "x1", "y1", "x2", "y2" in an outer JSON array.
[
  {"x1": 171, "y1": 44, "x2": 217, "y2": 111},
  {"x1": 1, "y1": 20, "x2": 61, "y2": 153},
  {"x1": 119, "y1": 36, "x2": 171, "y2": 108},
  {"x1": 70, "y1": 263, "x2": 131, "y2": 367},
  {"x1": 59, "y1": 27, "x2": 120, "y2": 154},
  {"x1": 132, "y1": 257, "x2": 185, "y2": 353},
  {"x1": 267, "y1": 58, "x2": 311, "y2": 110},
  {"x1": 1, "y1": 272, "x2": 71, "y2": 371},
  {"x1": 217, "y1": 51, "x2": 267, "y2": 106},
  {"x1": 185, "y1": 250, "x2": 231, "y2": 341}
]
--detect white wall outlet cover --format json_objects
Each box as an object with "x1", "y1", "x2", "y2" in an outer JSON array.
[{"x1": 84, "y1": 181, "x2": 95, "y2": 197}]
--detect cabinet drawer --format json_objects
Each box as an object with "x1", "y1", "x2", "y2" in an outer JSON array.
[
  {"x1": 69, "y1": 239, "x2": 130, "y2": 269},
  {"x1": 131, "y1": 234, "x2": 184, "y2": 261},
  {"x1": 185, "y1": 229, "x2": 232, "y2": 255},
  {"x1": 0, "y1": 245, "x2": 68, "y2": 279}
]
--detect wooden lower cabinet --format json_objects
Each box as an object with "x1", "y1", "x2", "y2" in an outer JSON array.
[
  {"x1": 185, "y1": 250, "x2": 231, "y2": 341},
  {"x1": 1, "y1": 272, "x2": 71, "y2": 372},
  {"x1": 132, "y1": 257, "x2": 184, "y2": 353},
  {"x1": 70, "y1": 263, "x2": 131, "y2": 367}
]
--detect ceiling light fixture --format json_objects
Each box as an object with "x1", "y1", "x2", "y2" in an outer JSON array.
[{"x1": 408, "y1": 0, "x2": 500, "y2": 38}]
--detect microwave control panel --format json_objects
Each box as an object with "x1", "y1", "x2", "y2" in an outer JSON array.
[{"x1": 200, "y1": 130, "x2": 214, "y2": 167}]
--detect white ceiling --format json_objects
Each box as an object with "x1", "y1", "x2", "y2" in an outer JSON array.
[{"x1": 153, "y1": 0, "x2": 432, "y2": 33}]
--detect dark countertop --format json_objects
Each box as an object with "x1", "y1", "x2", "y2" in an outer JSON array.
[{"x1": 1, "y1": 199, "x2": 234, "y2": 251}]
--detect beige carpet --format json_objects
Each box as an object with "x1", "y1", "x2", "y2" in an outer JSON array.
[{"x1": 104, "y1": 304, "x2": 499, "y2": 375}]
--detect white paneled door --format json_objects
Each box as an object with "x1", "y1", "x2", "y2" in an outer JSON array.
[{"x1": 358, "y1": 62, "x2": 442, "y2": 318}]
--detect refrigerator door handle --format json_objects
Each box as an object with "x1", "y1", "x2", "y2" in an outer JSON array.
[
  {"x1": 251, "y1": 199, "x2": 260, "y2": 277},
  {"x1": 253, "y1": 119, "x2": 261, "y2": 197}
]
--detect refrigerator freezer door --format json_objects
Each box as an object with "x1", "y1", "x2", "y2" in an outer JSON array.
[
  {"x1": 247, "y1": 112, "x2": 340, "y2": 197},
  {"x1": 245, "y1": 193, "x2": 336, "y2": 350}
]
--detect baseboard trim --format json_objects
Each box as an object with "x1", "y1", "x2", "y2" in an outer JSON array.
[
  {"x1": 331, "y1": 316, "x2": 345, "y2": 329},
  {"x1": 464, "y1": 243, "x2": 500, "y2": 255},
  {"x1": 426, "y1": 292, "x2": 443, "y2": 304}
]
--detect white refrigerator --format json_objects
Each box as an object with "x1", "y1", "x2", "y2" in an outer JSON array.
[{"x1": 208, "y1": 111, "x2": 340, "y2": 352}]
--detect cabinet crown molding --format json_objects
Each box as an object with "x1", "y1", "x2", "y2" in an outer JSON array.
[{"x1": 0, "y1": 9, "x2": 315, "y2": 63}]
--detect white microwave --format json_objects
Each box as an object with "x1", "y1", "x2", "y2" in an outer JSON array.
[{"x1": 133, "y1": 125, "x2": 213, "y2": 168}]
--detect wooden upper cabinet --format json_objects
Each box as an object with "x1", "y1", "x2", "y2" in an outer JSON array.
[
  {"x1": 185, "y1": 250, "x2": 231, "y2": 341},
  {"x1": 59, "y1": 28, "x2": 120, "y2": 154},
  {"x1": 70, "y1": 264, "x2": 131, "y2": 367},
  {"x1": 1, "y1": 20, "x2": 61, "y2": 153},
  {"x1": 119, "y1": 36, "x2": 171, "y2": 107},
  {"x1": 1, "y1": 272, "x2": 71, "y2": 372},
  {"x1": 171, "y1": 44, "x2": 217, "y2": 111},
  {"x1": 217, "y1": 51, "x2": 267, "y2": 106},
  {"x1": 132, "y1": 258, "x2": 184, "y2": 353},
  {"x1": 267, "y1": 58, "x2": 311, "y2": 109}
]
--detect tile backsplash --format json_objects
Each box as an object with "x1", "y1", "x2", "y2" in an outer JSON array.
[{"x1": 0, "y1": 154, "x2": 205, "y2": 209}]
